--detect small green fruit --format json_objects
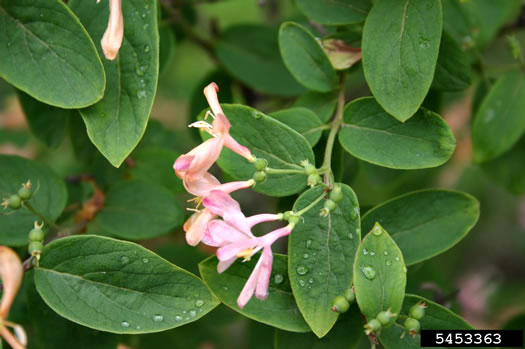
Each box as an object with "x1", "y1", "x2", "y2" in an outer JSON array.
[
  {"x1": 307, "y1": 174, "x2": 321, "y2": 187},
  {"x1": 304, "y1": 164, "x2": 317, "y2": 175},
  {"x1": 324, "y1": 199, "x2": 337, "y2": 211},
  {"x1": 18, "y1": 186, "x2": 32, "y2": 201},
  {"x1": 253, "y1": 171, "x2": 267, "y2": 183},
  {"x1": 404, "y1": 318, "x2": 420, "y2": 334},
  {"x1": 364, "y1": 319, "x2": 382, "y2": 335},
  {"x1": 331, "y1": 296, "x2": 350, "y2": 313},
  {"x1": 29, "y1": 228, "x2": 45, "y2": 242},
  {"x1": 28, "y1": 241, "x2": 44, "y2": 255},
  {"x1": 330, "y1": 186, "x2": 344, "y2": 202},
  {"x1": 376, "y1": 310, "x2": 396, "y2": 326},
  {"x1": 7, "y1": 195, "x2": 22, "y2": 209},
  {"x1": 343, "y1": 287, "x2": 355, "y2": 303},
  {"x1": 409, "y1": 302, "x2": 426, "y2": 320},
  {"x1": 288, "y1": 215, "x2": 300, "y2": 225},
  {"x1": 254, "y1": 158, "x2": 268, "y2": 171},
  {"x1": 283, "y1": 211, "x2": 292, "y2": 221}
]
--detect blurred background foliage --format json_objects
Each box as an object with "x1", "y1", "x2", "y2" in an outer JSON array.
[{"x1": 1, "y1": 0, "x2": 525, "y2": 348}]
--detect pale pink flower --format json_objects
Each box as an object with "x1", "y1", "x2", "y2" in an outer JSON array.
[{"x1": 99, "y1": 0, "x2": 124, "y2": 60}]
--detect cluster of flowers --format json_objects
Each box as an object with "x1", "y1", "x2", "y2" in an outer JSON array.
[{"x1": 173, "y1": 83, "x2": 295, "y2": 308}]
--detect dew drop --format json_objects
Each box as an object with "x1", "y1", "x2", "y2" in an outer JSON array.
[
  {"x1": 383, "y1": 251, "x2": 389, "y2": 256},
  {"x1": 143, "y1": 23, "x2": 150, "y2": 30},
  {"x1": 386, "y1": 260, "x2": 392, "y2": 266},
  {"x1": 143, "y1": 44, "x2": 150, "y2": 53},
  {"x1": 136, "y1": 325, "x2": 141, "y2": 330},
  {"x1": 403, "y1": 266, "x2": 407, "y2": 273},
  {"x1": 370, "y1": 251, "x2": 376, "y2": 256},
  {"x1": 153, "y1": 315, "x2": 164, "y2": 322},
  {"x1": 363, "y1": 248, "x2": 369, "y2": 255},
  {"x1": 353, "y1": 207, "x2": 359, "y2": 217},
  {"x1": 273, "y1": 273, "x2": 284, "y2": 284},
  {"x1": 121, "y1": 321, "x2": 130, "y2": 328},
  {"x1": 395, "y1": 257, "x2": 400, "y2": 261},
  {"x1": 349, "y1": 233, "x2": 354, "y2": 239},
  {"x1": 372, "y1": 226, "x2": 383, "y2": 236},
  {"x1": 189, "y1": 310, "x2": 197, "y2": 317},
  {"x1": 136, "y1": 63, "x2": 147, "y2": 76},
  {"x1": 223, "y1": 286, "x2": 229, "y2": 291},
  {"x1": 137, "y1": 90, "x2": 147, "y2": 99},
  {"x1": 142, "y1": 258, "x2": 149, "y2": 263},
  {"x1": 296, "y1": 265, "x2": 309, "y2": 275},
  {"x1": 356, "y1": 227, "x2": 361, "y2": 235},
  {"x1": 484, "y1": 109, "x2": 495, "y2": 123},
  {"x1": 418, "y1": 36, "x2": 430, "y2": 48},
  {"x1": 120, "y1": 256, "x2": 129, "y2": 264},
  {"x1": 175, "y1": 315, "x2": 183, "y2": 321},
  {"x1": 299, "y1": 279, "x2": 306, "y2": 287},
  {"x1": 361, "y1": 265, "x2": 376, "y2": 280},
  {"x1": 305, "y1": 239, "x2": 312, "y2": 248},
  {"x1": 195, "y1": 300, "x2": 205, "y2": 307},
  {"x1": 308, "y1": 278, "x2": 314, "y2": 284},
  {"x1": 303, "y1": 253, "x2": 309, "y2": 259},
  {"x1": 252, "y1": 112, "x2": 263, "y2": 119},
  {"x1": 141, "y1": 13, "x2": 146, "y2": 18}
]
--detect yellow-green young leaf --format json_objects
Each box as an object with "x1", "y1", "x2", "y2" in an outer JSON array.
[
  {"x1": 199, "y1": 255, "x2": 310, "y2": 333},
  {"x1": 0, "y1": 155, "x2": 67, "y2": 246},
  {"x1": 279, "y1": 22, "x2": 338, "y2": 93},
  {"x1": 296, "y1": 0, "x2": 371, "y2": 25},
  {"x1": 338, "y1": 97, "x2": 455, "y2": 169},
  {"x1": 353, "y1": 223, "x2": 406, "y2": 320},
  {"x1": 274, "y1": 306, "x2": 364, "y2": 349},
  {"x1": 34, "y1": 235, "x2": 219, "y2": 334},
  {"x1": 380, "y1": 294, "x2": 475, "y2": 349},
  {"x1": 431, "y1": 31, "x2": 472, "y2": 91},
  {"x1": 199, "y1": 105, "x2": 315, "y2": 197},
  {"x1": 472, "y1": 72, "x2": 525, "y2": 163},
  {"x1": 69, "y1": 0, "x2": 159, "y2": 167},
  {"x1": 289, "y1": 185, "x2": 360, "y2": 338},
  {"x1": 215, "y1": 25, "x2": 305, "y2": 97},
  {"x1": 362, "y1": 0, "x2": 443, "y2": 121},
  {"x1": 0, "y1": 0, "x2": 105, "y2": 108},
  {"x1": 361, "y1": 189, "x2": 479, "y2": 266},
  {"x1": 293, "y1": 90, "x2": 338, "y2": 123},
  {"x1": 89, "y1": 180, "x2": 184, "y2": 240},
  {"x1": 270, "y1": 108, "x2": 324, "y2": 146}
]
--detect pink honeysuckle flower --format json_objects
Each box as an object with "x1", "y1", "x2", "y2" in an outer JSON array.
[
  {"x1": 173, "y1": 82, "x2": 255, "y2": 184},
  {"x1": 183, "y1": 208, "x2": 216, "y2": 247},
  {"x1": 99, "y1": 0, "x2": 124, "y2": 60}
]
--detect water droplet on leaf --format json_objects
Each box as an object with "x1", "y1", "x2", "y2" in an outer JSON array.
[
  {"x1": 299, "y1": 279, "x2": 306, "y2": 287},
  {"x1": 121, "y1": 321, "x2": 130, "y2": 328},
  {"x1": 120, "y1": 256, "x2": 129, "y2": 264},
  {"x1": 361, "y1": 265, "x2": 376, "y2": 280},
  {"x1": 305, "y1": 239, "x2": 312, "y2": 248},
  {"x1": 296, "y1": 265, "x2": 308, "y2": 275},
  {"x1": 153, "y1": 315, "x2": 164, "y2": 322},
  {"x1": 142, "y1": 258, "x2": 149, "y2": 263},
  {"x1": 195, "y1": 300, "x2": 205, "y2": 307},
  {"x1": 303, "y1": 253, "x2": 309, "y2": 259},
  {"x1": 273, "y1": 274, "x2": 284, "y2": 284}
]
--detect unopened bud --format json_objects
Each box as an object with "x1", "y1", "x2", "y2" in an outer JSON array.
[
  {"x1": 253, "y1": 158, "x2": 268, "y2": 171},
  {"x1": 409, "y1": 302, "x2": 426, "y2": 320},
  {"x1": 331, "y1": 296, "x2": 350, "y2": 313},
  {"x1": 364, "y1": 319, "x2": 382, "y2": 335}
]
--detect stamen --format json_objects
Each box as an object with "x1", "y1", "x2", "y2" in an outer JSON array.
[
  {"x1": 204, "y1": 110, "x2": 216, "y2": 120},
  {"x1": 188, "y1": 120, "x2": 213, "y2": 130},
  {"x1": 237, "y1": 248, "x2": 254, "y2": 261}
]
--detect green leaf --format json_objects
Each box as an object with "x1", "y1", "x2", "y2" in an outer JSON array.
[
  {"x1": 472, "y1": 72, "x2": 525, "y2": 163},
  {"x1": 0, "y1": 155, "x2": 67, "y2": 246},
  {"x1": 129, "y1": 147, "x2": 184, "y2": 194},
  {"x1": 274, "y1": 306, "x2": 364, "y2": 349},
  {"x1": 89, "y1": 180, "x2": 183, "y2": 240},
  {"x1": 380, "y1": 294, "x2": 475, "y2": 349},
  {"x1": 353, "y1": 223, "x2": 406, "y2": 320},
  {"x1": 215, "y1": 25, "x2": 305, "y2": 97},
  {"x1": 69, "y1": 0, "x2": 160, "y2": 167},
  {"x1": 432, "y1": 31, "x2": 471, "y2": 91},
  {"x1": 34, "y1": 235, "x2": 219, "y2": 334},
  {"x1": 279, "y1": 22, "x2": 338, "y2": 93},
  {"x1": 481, "y1": 136, "x2": 525, "y2": 195},
  {"x1": 199, "y1": 104, "x2": 315, "y2": 197},
  {"x1": 159, "y1": 23, "x2": 176, "y2": 75},
  {"x1": 361, "y1": 189, "x2": 479, "y2": 266},
  {"x1": 199, "y1": 254, "x2": 310, "y2": 333},
  {"x1": 0, "y1": 0, "x2": 105, "y2": 108},
  {"x1": 362, "y1": 0, "x2": 443, "y2": 121},
  {"x1": 17, "y1": 90, "x2": 70, "y2": 148},
  {"x1": 295, "y1": 0, "x2": 371, "y2": 25},
  {"x1": 338, "y1": 97, "x2": 456, "y2": 169},
  {"x1": 270, "y1": 107, "x2": 324, "y2": 146},
  {"x1": 294, "y1": 90, "x2": 338, "y2": 123},
  {"x1": 289, "y1": 185, "x2": 360, "y2": 338}
]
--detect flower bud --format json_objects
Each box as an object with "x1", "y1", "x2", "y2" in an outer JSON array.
[
  {"x1": 253, "y1": 158, "x2": 268, "y2": 171},
  {"x1": 253, "y1": 171, "x2": 267, "y2": 183},
  {"x1": 100, "y1": 0, "x2": 124, "y2": 60},
  {"x1": 404, "y1": 318, "x2": 420, "y2": 335},
  {"x1": 288, "y1": 215, "x2": 300, "y2": 226},
  {"x1": 409, "y1": 302, "x2": 426, "y2": 320},
  {"x1": 303, "y1": 163, "x2": 317, "y2": 175},
  {"x1": 364, "y1": 319, "x2": 382, "y2": 335},
  {"x1": 283, "y1": 211, "x2": 293, "y2": 221},
  {"x1": 331, "y1": 296, "x2": 350, "y2": 313}
]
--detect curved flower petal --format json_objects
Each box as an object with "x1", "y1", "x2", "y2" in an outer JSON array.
[
  {"x1": 202, "y1": 220, "x2": 251, "y2": 247},
  {"x1": 0, "y1": 326, "x2": 25, "y2": 349},
  {"x1": 100, "y1": 0, "x2": 123, "y2": 60},
  {"x1": 223, "y1": 134, "x2": 253, "y2": 161},
  {"x1": 0, "y1": 246, "x2": 23, "y2": 319},
  {"x1": 255, "y1": 247, "x2": 273, "y2": 301},
  {"x1": 216, "y1": 238, "x2": 258, "y2": 262},
  {"x1": 186, "y1": 136, "x2": 224, "y2": 180},
  {"x1": 237, "y1": 254, "x2": 264, "y2": 309},
  {"x1": 217, "y1": 257, "x2": 237, "y2": 274},
  {"x1": 202, "y1": 191, "x2": 253, "y2": 234},
  {"x1": 184, "y1": 209, "x2": 216, "y2": 246}
]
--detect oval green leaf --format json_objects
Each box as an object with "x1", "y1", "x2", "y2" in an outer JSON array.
[
  {"x1": 296, "y1": 0, "x2": 371, "y2": 25},
  {"x1": 199, "y1": 254, "x2": 310, "y2": 333},
  {"x1": 0, "y1": 155, "x2": 67, "y2": 246},
  {"x1": 279, "y1": 22, "x2": 338, "y2": 93},
  {"x1": 289, "y1": 185, "x2": 360, "y2": 338},
  {"x1": 432, "y1": 31, "x2": 472, "y2": 91},
  {"x1": 199, "y1": 104, "x2": 315, "y2": 197},
  {"x1": 89, "y1": 180, "x2": 183, "y2": 240},
  {"x1": 69, "y1": 0, "x2": 159, "y2": 167},
  {"x1": 0, "y1": 0, "x2": 105, "y2": 108},
  {"x1": 294, "y1": 90, "x2": 338, "y2": 123},
  {"x1": 338, "y1": 97, "x2": 456, "y2": 169},
  {"x1": 270, "y1": 107, "x2": 324, "y2": 146},
  {"x1": 362, "y1": 189, "x2": 479, "y2": 266},
  {"x1": 472, "y1": 72, "x2": 525, "y2": 163},
  {"x1": 34, "y1": 235, "x2": 219, "y2": 334},
  {"x1": 353, "y1": 223, "x2": 406, "y2": 320},
  {"x1": 362, "y1": 0, "x2": 443, "y2": 121},
  {"x1": 215, "y1": 25, "x2": 305, "y2": 97}
]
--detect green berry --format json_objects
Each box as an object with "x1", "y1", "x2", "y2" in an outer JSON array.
[
  {"x1": 409, "y1": 302, "x2": 426, "y2": 320},
  {"x1": 18, "y1": 186, "x2": 32, "y2": 201},
  {"x1": 254, "y1": 158, "x2": 268, "y2": 171},
  {"x1": 324, "y1": 199, "x2": 337, "y2": 211},
  {"x1": 288, "y1": 215, "x2": 300, "y2": 225},
  {"x1": 330, "y1": 186, "x2": 344, "y2": 202},
  {"x1": 28, "y1": 241, "x2": 44, "y2": 255},
  {"x1": 307, "y1": 174, "x2": 321, "y2": 187},
  {"x1": 283, "y1": 211, "x2": 292, "y2": 221},
  {"x1": 331, "y1": 296, "x2": 350, "y2": 313},
  {"x1": 343, "y1": 288, "x2": 355, "y2": 303},
  {"x1": 364, "y1": 319, "x2": 382, "y2": 335},
  {"x1": 29, "y1": 228, "x2": 45, "y2": 242},
  {"x1": 304, "y1": 164, "x2": 316, "y2": 175},
  {"x1": 7, "y1": 195, "x2": 22, "y2": 209},
  {"x1": 404, "y1": 318, "x2": 420, "y2": 334},
  {"x1": 253, "y1": 171, "x2": 267, "y2": 183},
  {"x1": 376, "y1": 310, "x2": 396, "y2": 326}
]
